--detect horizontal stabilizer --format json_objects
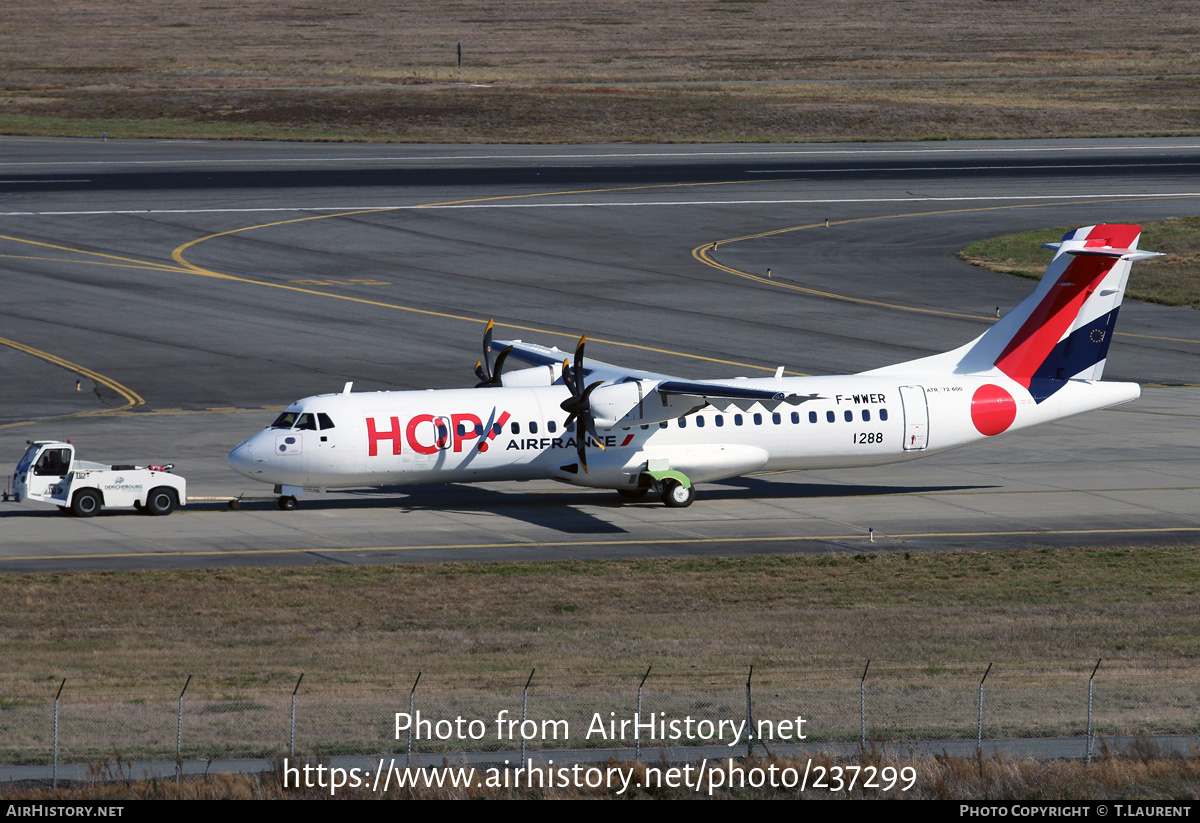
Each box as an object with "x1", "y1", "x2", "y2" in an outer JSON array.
[{"x1": 1063, "y1": 248, "x2": 1164, "y2": 261}]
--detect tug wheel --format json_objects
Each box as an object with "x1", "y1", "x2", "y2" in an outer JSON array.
[
  {"x1": 71, "y1": 490, "x2": 102, "y2": 518},
  {"x1": 146, "y1": 487, "x2": 176, "y2": 516}
]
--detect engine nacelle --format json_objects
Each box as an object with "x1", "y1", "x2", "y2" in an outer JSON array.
[
  {"x1": 499, "y1": 365, "x2": 558, "y2": 388},
  {"x1": 590, "y1": 380, "x2": 704, "y2": 429}
]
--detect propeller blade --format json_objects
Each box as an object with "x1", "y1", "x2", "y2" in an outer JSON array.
[
  {"x1": 493, "y1": 345, "x2": 513, "y2": 379},
  {"x1": 482, "y1": 319, "x2": 495, "y2": 376},
  {"x1": 475, "y1": 320, "x2": 512, "y2": 387},
  {"x1": 561, "y1": 358, "x2": 576, "y2": 395},
  {"x1": 584, "y1": 416, "x2": 606, "y2": 452},
  {"x1": 573, "y1": 335, "x2": 587, "y2": 389},
  {"x1": 559, "y1": 334, "x2": 603, "y2": 473},
  {"x1": 577, "y1": 434, "x2": 589, "y2": 473}
]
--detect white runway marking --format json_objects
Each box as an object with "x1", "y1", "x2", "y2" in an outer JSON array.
[
  {"x1": 1, "y1": 144, "x2": 1199, "y2": 168},
  {"x1": 4, "y1": 192, "x2": 1200, "y2": 217}
]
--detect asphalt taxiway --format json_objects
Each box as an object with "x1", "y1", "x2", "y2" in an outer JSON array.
[{"x1": 2, "y1": 136, "x2": 1198, "y2": 571}]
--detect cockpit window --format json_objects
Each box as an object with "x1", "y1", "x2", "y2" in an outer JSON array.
[
  {"x1": 317, "y1": 413, "x2": 335, "y2": 430},
  {"x1": 296, "y1": 413, "x2": 318, "y2": 431},
  {"x1": 270, "y1": 412, "x2": 299, "y2": 429},
  {"x1": 34, "y1": 449, "x2": 71, "y2": 477}
]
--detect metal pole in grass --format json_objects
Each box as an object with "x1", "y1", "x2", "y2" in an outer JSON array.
[
  {"x1": 1086, "y1": 658, "x2": 1102, "y2": 763},
  {"x1": 977, "y1": 662, "x2": 992, "y2": 776},
  {"x1": 407, "y1": 672, "x2": 421, "y2": 768},
  {"x1": 521, "y1": 669, "x2": 535, "y2": 765},
  {"x1": 745, "y1": 665, "x2": 755, "y2": 758},
  {"x1": 290, "y1": 673, "x2": 304, "y2": 758},
  {"x1": 860, "y1": 660, "x2": 870, "y2": 751},
  {"x1": 636, "y1": 666, "x2": 651, "y2": 763},
  {"x1": 177, "y1": 674, "x2": 191, "y2": 784},
  {"x1": 53, "y1": 678, "x2": 65, "y2": 789}
]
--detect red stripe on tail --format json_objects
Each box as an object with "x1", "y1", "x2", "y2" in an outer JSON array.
[{"x1": 994, "y1": 254, "x2": 1116, "y2": 388}]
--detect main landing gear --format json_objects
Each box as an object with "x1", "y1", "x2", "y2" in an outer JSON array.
[
  {"x1": 618, "y1": 471, "x2": 695, "y2": 508},
  {"x1": 660, "y1": 478, "x2": 695, "y2": 508}
]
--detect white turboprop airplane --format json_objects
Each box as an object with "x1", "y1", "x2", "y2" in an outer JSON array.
[{"x1": 228, "y1": 224, "x2": 1161, "y2": 510}]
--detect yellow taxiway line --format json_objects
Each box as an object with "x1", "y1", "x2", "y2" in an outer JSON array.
[
  {"x1": 0, "y1": 336, "x2": 144, "y2": 430},
  {"x1": 692, "y1": 195, "x2": 1200, "y2": 346}
]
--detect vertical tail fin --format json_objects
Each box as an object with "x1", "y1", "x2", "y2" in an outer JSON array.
[{"x1": 870, "y1": 224, "x2": 1162, "y2": 401}]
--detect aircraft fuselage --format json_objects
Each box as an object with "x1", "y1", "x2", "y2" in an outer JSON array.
[{"x1": 227, "y1": 373, "x2": 1138, "y2": 494}]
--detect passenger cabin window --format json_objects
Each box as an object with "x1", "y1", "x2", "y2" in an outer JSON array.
[
  {"x1": 734, "y1": 415, "x2": 743, "y2": 426},
  {"x1": 772, "y1": 413, "x2": 781, "y2": 425},
  {"x1": 548, "y1": 421, "x2": 557, "y2": 433},
  {"x1": 696, "y1": 416, "x2": 705, "y2": 428},
  {"x1": 511, "y1": 422, "x2": 521, "y2": 435},
  {"x1": 844, "y1": 410, "x2": 853, "y2": 422},
  {"x1": 791, "y1": 412, "x2": 800, "y2": 424},
  {"x1": 530, "y1": 421, "x2": 539, "y2": 434},
  {"x1": 862, "y1": 410, "x2": 871, "y2": 422},
  {"x1": 880, "y1": 409, "x2": 889, "y2": 421},
  {"x1": 809, "y1": 411, "x2": 818, "y2": 423},
  {"x1": 679, "y1": 418, "x2": 687, "y2": 428},
  {"x1": 715, "y1": 415, "x2": 724, "y2": 427},
  {"x1": 826, "y1": 411, "x2": 835, "y2": 423},
  {"x1": 753, "y1": 413, "x2": 762, "y2": 425}
]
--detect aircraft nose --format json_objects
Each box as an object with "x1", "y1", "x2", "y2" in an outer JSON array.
[{"x1": 227, "y1": 440, "x2": 258, "y2": 478}]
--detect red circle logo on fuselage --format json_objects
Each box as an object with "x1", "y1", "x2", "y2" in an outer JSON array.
[{"x1": 971, "y1": 384, "x2": 1017, "y2": 436}]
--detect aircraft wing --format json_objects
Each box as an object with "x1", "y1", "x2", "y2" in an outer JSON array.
[
  {"x1": 657, "y1": 380, "x2": 820, "y2": 405},
  {"x1": 493, "y1": 338, "x2": 821, "y2": 405},
  {"x1": 492, "y1": 338, "x2": 675, "y2": 384}
]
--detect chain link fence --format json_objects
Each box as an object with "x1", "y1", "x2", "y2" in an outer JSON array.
[{"x1": 2, "y1": 661, "x2": 1196, "y2": 771}]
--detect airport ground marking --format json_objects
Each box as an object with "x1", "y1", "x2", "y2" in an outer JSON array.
[
  {"x1": 9, "y1": 192, "x2": 1200, "y2": 218},
  {"x1": 692, "y1": 194, "x2": 1200, "y2": 346},
  {"x1": 0, "y1": 233, "x2": 191, "y2": 274},
  {"x1": 0, "y1": 252, "x2": 189, "y2": 273},
  {"x1": 0, "y1": 336, "x2": 144, "y2": 430},
  {"x1": 168, "y1": 178, "x2": 813, "y2": 375}
]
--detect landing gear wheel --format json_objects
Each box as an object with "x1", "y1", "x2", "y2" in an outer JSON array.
[
  {"x1": 278, "y1": 495, "x2": 298, "y2": 511},
  {"x1": 617, "y1": 487, "x2": 649, "y2": 500},
  {"x1": 71, "y1": 489, "x2": 102, "y2": 518},
  {"x1": 660, "y1": 479, "x2": 695, "y2": 508},
  {"x1": 227, "y1": 499, "x2": 241, "y2": 510},
  {"x1": 145, "y1": 487, "x2": 176, "y2": 516}
]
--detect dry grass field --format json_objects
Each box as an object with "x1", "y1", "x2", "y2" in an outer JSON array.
[
  {"x1": 2, "y1": 1, "x2": 1198, "y2": 142},
  {"x1": 2, "y1": 547, "x2": 1196, "y2": 697},
  {"x1": 961, "y1": 217, "x2": 1200, "y2": 308}
]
